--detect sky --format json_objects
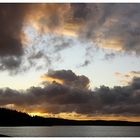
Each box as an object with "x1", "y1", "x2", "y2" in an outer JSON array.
[{"x1": 0, "y1": 3, "x2": 140, "y2": 122}]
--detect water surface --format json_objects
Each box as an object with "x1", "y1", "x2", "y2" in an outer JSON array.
[{"x1": 0, "y1": 126, "x2": 140, "y2": 137}]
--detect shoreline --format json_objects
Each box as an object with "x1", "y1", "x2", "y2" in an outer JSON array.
[{"x1": 0, "y1": 134, "x2": 10, "y2": 137}]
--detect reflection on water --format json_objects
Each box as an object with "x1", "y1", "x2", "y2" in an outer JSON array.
[{"x1": 0, "y1": 126, "x2": 140, "y2": 137}]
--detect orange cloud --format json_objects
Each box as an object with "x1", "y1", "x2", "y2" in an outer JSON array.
[
  {"x1": 26, "y1": 111, "x2": 140, "y2": 122},
  {"x1": 114, "y1": 72, "x2": 122, "y2": 77},
  {"x1": 41, "y1": 75, "x2": 64, "y2": 84},
  {"x1": 24, "y1": 4, "x2": 72, "y2": 33},
  {"x1": 128, "y1": 71, "x2": 140, "y2": 77},
  {"x1": 98, "y1": 37, "x2": 123, "y2": 51}
]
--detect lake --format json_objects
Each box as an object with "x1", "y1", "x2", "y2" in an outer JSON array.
[{"x1": 0, "y1": 126, "x2": 140, "y2": 137}]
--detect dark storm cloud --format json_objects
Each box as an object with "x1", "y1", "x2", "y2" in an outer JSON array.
[
  {"x1": 70, "y1": 3, "x2": 92, "y2": 21},
  {"x1": 0, "y1": 4, "x2": 26, "y2": 57},
  {"x1": 46, "y1": 69, "x2": 90, "y2": 89},
  {"x1": 0, "y1": 70, "x2": 140, "y2": 116},
  {"x1": 102, "y1": 4, "x2": 140, "y2": 53},
  {"x1": 70, "y1": 4, "x2": 140, "y2": 54},
  {"x1": 0, "y1": 56, "x2": 22, "y2": 75},
  {"x1": 131, "y1": 77, "x2": 140, "y2": 90},
  {"x1": 0, "y1": 4, "x2": 31, "y2": 70}
]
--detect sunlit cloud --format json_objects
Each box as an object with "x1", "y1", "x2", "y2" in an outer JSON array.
[
  {"x1": 41, "y1": 75, "x2": 64, "y2": 85},
  {"x1": 98, "y1": 38, "x2": 123, "y2": 51},
  {"x1": 114, "y1": 71, "x2": 140, "y2": 85}
]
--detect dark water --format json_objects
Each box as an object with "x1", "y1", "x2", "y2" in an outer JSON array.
[{"x1": 0, "y1": 126, "x2": 140, "y2": 137}]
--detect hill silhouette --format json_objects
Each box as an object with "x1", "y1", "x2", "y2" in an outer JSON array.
[{"x1": 0, "y1": 108, "x2": 140, "y2": 126}]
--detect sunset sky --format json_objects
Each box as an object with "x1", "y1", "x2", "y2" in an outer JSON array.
[{"x1": 0, "y1": 3, "x2": 140, "y2": 122}]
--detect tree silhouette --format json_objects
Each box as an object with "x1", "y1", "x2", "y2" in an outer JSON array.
[{"x1": 0, "y1": 108, "x2": 140, "y2": 126}]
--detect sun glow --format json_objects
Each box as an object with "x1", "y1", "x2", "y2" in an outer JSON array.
[
  {"x1": 41, "y1": 75, "x2": 64, "y2": 84},
  {"x1": 26, "y1": 111, "x2": 140, "y2": 122}
]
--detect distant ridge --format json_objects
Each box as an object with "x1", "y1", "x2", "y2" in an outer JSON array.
[{"x1": 0, "y1": 108, "x2": 140, "y2": 126}]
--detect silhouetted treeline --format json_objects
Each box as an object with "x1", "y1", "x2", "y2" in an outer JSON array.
[{"x1": 0, "y1": 108, "x2": 140, "y2": 126}]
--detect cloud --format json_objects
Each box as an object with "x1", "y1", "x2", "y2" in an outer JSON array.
[
  {"x1": 0, "y1": 4, "x2": 27, "y2": 57},
  {"x1": 0, "y1": 4, "x2": 72, "y2": 72},
  {"x1": 0, "y1": 56, "x2": 21, "y2": 70},
  {"x1": 0, "y1": 4, "x2": 30, "y2": 70},
  {"x1": 115, "y1": 71, "x2": 140, "y2": 85},
  {"x1": 0, "y1": 70, "x2": 140, "y2": 119},
  {"x1": 38, "y1": 3, "x2": 140, "y2": 66},
  {"x1": 0, "y1": 4, "x2": 140, "y2": 72},
  {"x1": 37, "y1": 4, "x2": 140, "y2": 67},
  {"x1": 78, "y1": 60, "x2": 90, "y2": 67},
  {"x1": 126, "y1": 71, "x2": 140, "y2": 78},
  {"x1": 69, "y1": 4, "x2": 140, "y2": 54},
  {"x1": 42, "y1": 69, "x2": 90, "y2": 89},
  {"x1": 104, "y1": 52, "x2": 116, "y2": 60},
  {"x1": 114, "y1": 72, "x2": 122, "y2": 77}
]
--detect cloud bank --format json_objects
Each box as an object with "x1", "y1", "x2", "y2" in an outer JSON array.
[{"x1": 0, "y1": 70, "x2": 140, "y2": 120}]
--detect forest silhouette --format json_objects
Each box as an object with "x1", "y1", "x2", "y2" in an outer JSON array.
[{"x1": 0, "y1": 108, "x2": 140, "y2": 126}]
